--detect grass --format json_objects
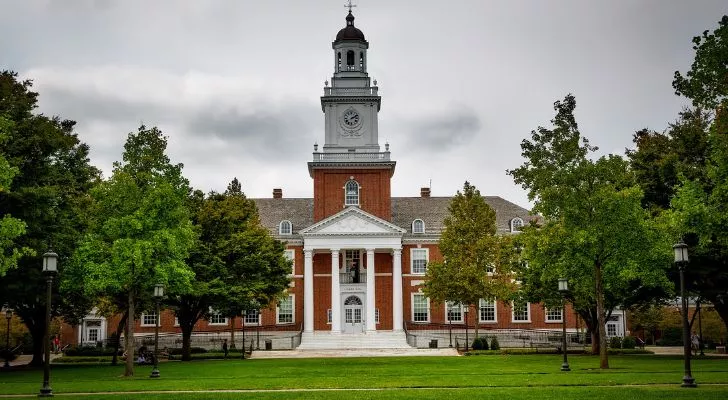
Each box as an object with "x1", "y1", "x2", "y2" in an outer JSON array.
[{"x1": 0, "y1": 354, "x2": 726, "y2": 399}]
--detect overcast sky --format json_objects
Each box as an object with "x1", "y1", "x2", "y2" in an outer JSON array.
[{"x1": 1, "y1": 1, "x2": 726, "y2": 208}]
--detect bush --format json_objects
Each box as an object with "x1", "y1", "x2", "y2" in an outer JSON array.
[
  {"x1": 0, "y1": 349, "x2": 18, "y2": 362},
  {"x1": 490, "y1": 337, "x2": 500, "y2": 350},
  {"x1": 609, "y1": 336, "x2": 622, "y2": 349},
  {"x1": 471, "y1": 338, "x2": 485, "y2": 350},
  {"x1": 480, "y1": 337, "x2": 490, "y2": 350},
  {"x1": 64, "y1": 346, "x2": 117, "y2": 357},
  {"x1": 658, "y1": 327, "x2": 683, "y2": 346},
  {"x1": 53, "y1": 356, "x2": 114, "y2": 364},
  {"x1": 167, "y1": 347, "x2": 208, "y2": 355},
  {"x1": 621, "y1": 336, "x2": 636, "y2": 349}
]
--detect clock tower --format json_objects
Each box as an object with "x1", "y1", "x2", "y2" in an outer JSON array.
[{"x1": 309, "y1": 9, "x2": 395, "y2": 222}]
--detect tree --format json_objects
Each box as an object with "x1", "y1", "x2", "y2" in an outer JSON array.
[
  {"x1": 423, "y1": 181, "x2": 518, "y2": 340},
  {"x1": 0, "y1": 115, "x2": 32, "y2": 276},
  {"x1": 71, "y1": 125, "x2": 195, "y2": 376},
  {"x1": 508, "y1": 95, "x2": 673, "y2": 369},
  {"x1": 0, "y1": 71, "x2": 99, "y2": 366}
]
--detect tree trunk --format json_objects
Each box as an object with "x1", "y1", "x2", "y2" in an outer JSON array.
[
  {"x1": 576, "y1": 308, "x2": 600, "y2": 354},
  {"x1": 111, "y1": 312, "x2": 128, "y2": 366},
  {"x1": 181, "y1": 324, "x2": 193, "y2": 361},
  {"x1": 30, "y1": 321, "x2": 44, "y2": 367},
  {"x1": 230, "y1": 316, "x2": 236, "y2": 349},
  {"x1": 124, "y1": 291, "x2": 135, "y2": 376},
  {"x1": 595, "y1": 261, "x2": 609, "y2": 369}
]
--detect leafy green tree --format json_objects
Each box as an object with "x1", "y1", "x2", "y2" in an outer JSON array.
[
  {"x1": 423, "y1": 181, "x2": 518, "y2": 340},
  {"x1": 71, "y1": 125, "x2": 195, "y2": 376},
  {"x1": 0, "y1": 71, "x2": 99, "y2": 366},
  {"x1": 508, "y1": 95, "x2": 673, "y2": 369}
]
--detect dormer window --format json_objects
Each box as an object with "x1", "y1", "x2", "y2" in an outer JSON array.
[
  {"x1": 412, "y1": 219, "x2": 425, "y2": 234},
  {"x1": 279, "y1": 220, "x2": 292, "y2": 235},
  {"x1": 510, "y1": 217, "x2": 524, "y2": 233},
  {"x1": 344, "y1": 179, "x2": 360, "y2": 206}
]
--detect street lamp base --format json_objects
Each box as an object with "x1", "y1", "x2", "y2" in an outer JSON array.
[
  {"x1": 38, "y1": 385, "x2": 53, "y2": 397},
  {"x1": 149, "y1": 368, "x2": 160, "y2": 378},
  {"x1": 681, "y1": 376, "x2": 697, "y2": 387},
  {"x1": 561, "y1": 363, "x2": 571, "y2": 372}
]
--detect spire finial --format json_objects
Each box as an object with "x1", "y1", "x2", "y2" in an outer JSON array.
[{"x1": 344, "y1": 0, "x2": 357, "y2": 14}]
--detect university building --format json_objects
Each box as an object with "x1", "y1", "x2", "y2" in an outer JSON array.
[{"x1": 63, "y1": 10, "x2": 626, "y2": 350}]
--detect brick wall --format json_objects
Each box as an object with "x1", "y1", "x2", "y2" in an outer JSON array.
[{"x1": 312, "y1": 168, "x2": 393, "y2": 222}]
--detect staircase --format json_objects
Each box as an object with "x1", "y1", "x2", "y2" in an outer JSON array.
[{"x1": 296, "y1": 331, "x2": 410, "y2": 350}]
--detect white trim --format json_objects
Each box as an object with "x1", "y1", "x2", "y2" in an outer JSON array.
[
  {"x1": 284, "y1": 249, "x2": 295, "y2": 275},
  {"x1": 243, "y1": 309, "x2": 261, "y2": 326},
  {"x1": 208, "y1": 310, "x2": 228, "y2": 326},
  {"x1": 411, "y1": 293, "x2": 430, "y2": 323},
  {"x1": 478, "y1": 298, "x2": 498, "y2": 323},
  {"x1": 279, "y1": 220, "x2": 293, "y2": 235},
  {"x1": 545, "y1": 307, "x2": 563, "y2": 323},
  {"x1": 277, "y1": 294, "x2": 295, "y2": 325},
  {"x1": 510, "y1": 217, "x2": 524, "y2": 233},
  {"x1": 410, "y1": 248, "x2": 429, "y2": 275},
  {"x1": 511, "y1": 302, "x2": 531, "y2": 323},
  {"x1": 445, "y1": 302, "x2": 463, "y2": 323},
  {"x1": 412, "y1": 219, "x2": 425, "y2": 234},
  {"x1": 140, "y1": 312, "x2": 159, "y2": 327},
  {"x1": 344, "y1": 179, "x2": 360, "y2": 206}
]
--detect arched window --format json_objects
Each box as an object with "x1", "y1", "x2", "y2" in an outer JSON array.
[
  {"x1": 279, "y1": 220, "x2": 292, "y2": 235},
  {"x1": 510, "y1": 217, "x2": 524, "y2": 233},
  {"x1": 359, "y1": 52, "x2": 364, "y2": 69},
  {"x1": 344, "y1": 180, "x2": 360, "y2": 206},
  {"x1": 344, "y1": 295, "x2": 363, "y2": 305},
  {"x1": 412, "y1": 219, "x2": 425, "y2": 234},
  {"x1": 337, "y1": 52, "x2": 342, "y2": 71},
  {"x1": 346, "y1": 50, "x2": 355, "y2": 68}
]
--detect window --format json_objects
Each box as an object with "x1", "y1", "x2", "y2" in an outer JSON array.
[
  {"x1": 285, "y1": 249, "x2": 295, "y2": 274},
  {"x1": 141, "y1": 312, "x2": 159, "y2": 327},
  {"x1": 279, "y1": 220, "x2": 292, "y2": 235},
  {"x1": 512, "y1": 302, "x2": 530, "y2": 322},
  {"x1": 412, "y1": 219, "x2": 425, "y2": 234},
  {"x1": 277, "y1": 295, "x2": 294, "y2": 324},
  {"x1": 411, "y1": 248, "x2": 429, "y2": 274},
  {"x1": 244, "y1": 309, "x2": 260, "y2": 325},
  {"x1": 174, "y1": 317, "x2": 179, "y2": 326},
  {"x1": 546, "y1": 308, "x2": 563, "y2": 323},
  {"x1": 337, "y1": 52, "x2": 341, "y2": 70},
  {"x1": 209, "y1": 312, "x2": 228, "y2": 325},
  {"x1": 486, "y1": 263, "x2": 495, "y2": 274},
  {"x1": 88, "y1": 328, "x2": 98, "y2": 342},
  {"x1": 412, "y1": 293, "x2": 430, "y2": 322},
  {"x1": 446, "y1": 302, "x2": 463, "y2": 323},
  {"x1": 327, "y1": 309, "x2": 332, "y2": 324},
  {"x1": 607, "y1": 323, "x2": 617, "y2": 337},
  {"x1": 479, "y1": 299, "x2": 497, "y2": 322},
  {"x1": 346, "y1": 50, "x2": 355, "y2": 67},
  {"x1": 375, "y1": 308, "x2": 380, "y2": 324},
  {"x1": 510, "y1": 217, "x2": 524, "y2": 233},
  {"x1": 359, "y1": 52, "x2": 364, "y2": 69},
  {"x1": 344, "y1": 180, "x2": 359, "y2": 206}
]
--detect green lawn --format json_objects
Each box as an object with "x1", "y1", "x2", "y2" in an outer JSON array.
[{"x1": 0, "y1": 355, "x2": 727, "y2": 399}]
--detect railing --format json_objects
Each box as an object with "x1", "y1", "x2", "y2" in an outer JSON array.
[
  {"x1": 312, "y1": 152, "x2": 390, "y2": 162},
  {"x1": 323, "y1": 86, "x2": 379, "y2": 96},
  {"x1": 339, "y1": 272, "x2": 367, "y2": 284},
  {"x1": 403, "y1": 322, "x2": 586, "y2": 350}
]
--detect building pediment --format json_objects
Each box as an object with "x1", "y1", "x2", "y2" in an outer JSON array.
[{"x1": 301, "y1": 207, "x2": 405, "y2": 236}]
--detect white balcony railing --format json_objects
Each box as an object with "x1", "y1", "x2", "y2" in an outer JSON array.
[
  {"x1": 340, "y1": 272, "x2": 366, "y2": 284},
  {"x1": 312, "y1": 152, "x2": 390, "y2": 162},
  {"x1": 324, "y1": 86, "x2": 378, "y2": 96}
]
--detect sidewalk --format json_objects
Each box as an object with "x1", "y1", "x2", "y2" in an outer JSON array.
[{"x1": 647, "y1": 346, "x2": 728, "y2": 357}]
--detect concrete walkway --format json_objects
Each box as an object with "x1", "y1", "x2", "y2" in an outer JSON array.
[
  {"x1": 646, "y1": 346, "x2": 728, "y2": 357},
  {"x1": 250, "y1": 348, "x2": 460, "y2": 359}
]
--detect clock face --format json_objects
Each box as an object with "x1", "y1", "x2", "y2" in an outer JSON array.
[{"x1": 339, "y1": 107, "x2": 363, "y2": 135}]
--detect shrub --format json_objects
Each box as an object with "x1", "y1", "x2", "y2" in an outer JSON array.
[
  {"x1": 64, "y1": 346, "x2": 116, "y2": 357},
  {"x1": 609, "y1": 336, "x2": 622, "y2": 349},
  {"x1": 490, "y1": 336, "x2": 500, "y2": 350},
  {"x1": 658, "y1": 327, "x2": 683, "y2": 346},
  {"x1": 0, "y1": 349, "x2": 18, "y2": 362},
  {"x1": 481, "y1": 337, "x2": 490, "y2": 350},
  {"x1": 471, "y1": 338, "x2": 485, "y2": 350},
  {"x1": 621, "y1": 336, "x2": 636, "y2": 349},
  {"x1": 167, "y1": 347, "x2": 208, "y2": 355}
]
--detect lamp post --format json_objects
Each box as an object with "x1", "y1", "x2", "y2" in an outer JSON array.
[
  {"x1": 463, "y1": 305, "x2": 469, "y2": 352},
  {"x1": 150, "y1": 284, "x2": 164, "y2": 379},
  {"x1": 4, "y1": 309, "x2": 11, "y2": 369},
  {"x1": 674, "y1": 240, "x2": 696, "y2": 388},
  {"x1": 39, "y1": 251, "x2": 58, "y2": 397},
  {"x1": 558, "y1": 278, "x2": 570, "y2": 372}
]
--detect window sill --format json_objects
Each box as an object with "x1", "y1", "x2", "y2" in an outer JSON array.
[
  {"x1": 545, "y1": 320, "x2": 563, "y2": 324},
  {"x1": 511, "y1": 320, "x2": 531, "y2": 324}
]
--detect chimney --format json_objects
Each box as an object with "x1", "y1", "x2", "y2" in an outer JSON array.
[
  {"x1": 420, "y1": 187, "x2": 431, "y2": 198},
  {"x1": 273, "y1": 188, "x2": 283, "y2": 199}
]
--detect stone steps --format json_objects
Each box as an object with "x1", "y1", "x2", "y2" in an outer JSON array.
[{"x1": 296, "y1": 331, "x2": 411, "y2": 350}]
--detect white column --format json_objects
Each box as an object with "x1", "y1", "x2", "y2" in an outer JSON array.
[
  {"x1": 392, "y1": 248, "x2": 403, "y2": 331},
  {"x1": 304, "y1": 249, "x2": 314, "y2": 333},
  {"x1": 366, "y1": 248, "x2": 376, "y2": 332},
  {"x1": 331, "y1": 249, "x2": 341, "y2": 333}
]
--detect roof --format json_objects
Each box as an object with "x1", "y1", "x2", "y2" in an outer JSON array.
[
  {"x1": 335, "y1": 12, "x2": 366, "y2": 42},
  {"x1": 252, "y1": 196, "x2": 536, "y2": 240}
]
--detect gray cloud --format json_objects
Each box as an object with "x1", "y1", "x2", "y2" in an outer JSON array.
[{"x1": 404, "y1": 110, "x2": 481, "y2": 151}]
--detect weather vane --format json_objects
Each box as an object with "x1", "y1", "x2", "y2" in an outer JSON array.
[{"x1": 345, "y1": 0, "x2": 357, "y2": 13}]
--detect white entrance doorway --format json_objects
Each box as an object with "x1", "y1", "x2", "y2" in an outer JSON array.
[{"x1": 343, "y1": 295, "x2": 364, "y2": 334}]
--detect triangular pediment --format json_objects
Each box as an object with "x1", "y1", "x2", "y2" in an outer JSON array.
[{"x1": 301, "y1": 207, "x2": 406, "y2": 236}]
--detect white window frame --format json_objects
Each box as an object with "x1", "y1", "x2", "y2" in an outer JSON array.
[
  {"x1": 545, "y1": 307, "x2": 563, "y2": 323},
  {"x1": 412, "y1": 219, "x2": 425, "y2": 234},
  {"x1": 174, "y1": 316, "x2": 179, "y2": 327},
  {"x1": 344, "y1": 180, "x2": 360, "y2": 206},
  {"x1": 411, "y1": 293, "x2": 430, "y2": 323},
  {"x1": 410, "y1": 248, "x2": 429, "y2": 275},
  {"x1": 277, "y1": 294, "x2": 295, "y2": 325},
  {"x1": 141, "y1": 312, "x2": 159, "y2": 327},
  {"x1": 279, "y1": 220, "x2": 292, "y2": 235},
  {"x1": 243, "y1": 309, "x2": 261, "y2": 326},
  {"x1": 510, "y1": 217, "x2": 524, "y2": 233},
  {"x1": 445, "y1": 302, "x2": 463, "y2": 323},
  {"x1": 284, "y1": 249, "x2": 295, "y2": 275},
  {"x1": 479, "y1": 298, "x2": 497, "y2": 323},
  {"x1": 208, "y1": 311, "x2": 228, "y2": 326},
  {"x1": 511, "y1": 302, "x2": 531, "y2": 323}
]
